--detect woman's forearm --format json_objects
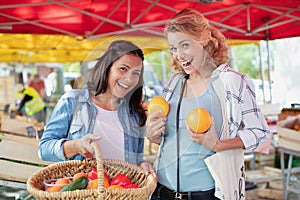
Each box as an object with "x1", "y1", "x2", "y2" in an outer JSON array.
[
  {"x1": 63, "y1": 139, "x2": 81, "y2": 159},
  {"x1": 214, "y1": 137, "x2": 245, "y2": 152}
]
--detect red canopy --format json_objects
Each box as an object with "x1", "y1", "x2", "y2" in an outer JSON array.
[{"x1": 1, "y1": 0, "x2": 300, "y2": 40}]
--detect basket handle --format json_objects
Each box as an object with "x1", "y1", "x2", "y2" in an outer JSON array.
[{"x1": 91, "y1": 141, "x2": 105, "y2": 193}]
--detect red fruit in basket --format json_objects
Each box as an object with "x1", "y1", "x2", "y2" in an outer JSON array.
[
  {"x1": 87, "y1": 168, "x2": 98, "y2": 180},
  {"x1": 123, "y1": 183, "x2": 138, "y2": 189},
  {"x1": 110, "y1": 174, "x2": 131, "y2": 186}
]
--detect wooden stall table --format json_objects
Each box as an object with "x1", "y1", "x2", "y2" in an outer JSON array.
[
  {"x1": 278, "y1": 147, "x2": 300, "y2": 200},
  {"x1": 0, "y1": 132, "x2": 53, "y2": 189}
]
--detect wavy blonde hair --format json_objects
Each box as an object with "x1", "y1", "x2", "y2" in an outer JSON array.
[{"x1": 165, "y1": 8, "x2": 229, "y2": 72}]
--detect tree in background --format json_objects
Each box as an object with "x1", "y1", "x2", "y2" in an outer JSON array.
[
  {"x1": 145, "y1": 51, "x2": 170, "y2": 84},
  {"x1": 231, "y1": 42, "x2": 274, "y2": 80},
  {"x1": 145, "y1": 43, "x2": 274, "y2": 84}
]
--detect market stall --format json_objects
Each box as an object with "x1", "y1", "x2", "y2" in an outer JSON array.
[
  {"x1": 0, "y1": 0, "x2": 300, "y2": 199},
  {"x1": 0, "y1": 113, "x2": 52, "y2": 189}
]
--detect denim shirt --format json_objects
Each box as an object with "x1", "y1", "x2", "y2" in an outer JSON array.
[{"x1": 38, "y1": 88, "x2": 145, "y2": 165}]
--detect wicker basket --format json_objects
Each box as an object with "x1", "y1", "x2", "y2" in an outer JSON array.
[{"x1": 27, "y1": 142, "x2": 157, "y2": 200}]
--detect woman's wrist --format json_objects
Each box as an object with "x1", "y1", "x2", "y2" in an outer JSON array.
[
  {"x1": 149, "y1": 135, "x2": 161, "y2": 145},
  {"x1": 146, "y1": 130, "x2": 161, "y2": 144},
  {"x1": 147, "y1": 136, "x2": 160, "y2": 145},
  {"x1": 213, "y1": 140, "x2": 222, "y2": 152}
]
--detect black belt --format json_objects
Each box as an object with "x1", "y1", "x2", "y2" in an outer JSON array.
[{"x1": 153, "y1": 182, "x2": 217, "y2": 200}]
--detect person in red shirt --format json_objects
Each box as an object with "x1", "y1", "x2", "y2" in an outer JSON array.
[
  {"x1": 28, "y1": 74, "x2": 46, "y2": 100},
  {"x1": 28, "y1": 74, "x2": 47, "y2": 122}
]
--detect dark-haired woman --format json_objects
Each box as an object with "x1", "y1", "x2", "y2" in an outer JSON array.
[{"x1": 39, "y1": 40, "x2": 154, "y2": 173}]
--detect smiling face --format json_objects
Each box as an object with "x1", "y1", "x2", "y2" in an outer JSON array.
[
  {"x1": 107, "y1": 54, "x2": 143, "y2": 99},
  {"x1": 167, "y1": 31, "x2": 206, "y2": 75}
]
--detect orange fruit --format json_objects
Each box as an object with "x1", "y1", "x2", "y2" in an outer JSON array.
[
  {"x1": 87, "y1": 179, "x2": 98, "y2": 189},
  {"x1": 147, "y1": 96, "x2": 169, "y2": 117},
  {"x1": 56, "y1": 177, "x2": 71, "y2": 185},
  {"x1": 73, "y1": 172, "x2": 87, "y2": 181},
  {"x1": 46, "y1": 178, "x2": 71, "y2": 192},
  {"x1": 186, "y1": 108, "x2": 211, "y2": 133},
  {"x1": 46, "y1": 186, "x2": 58, "y2": 192},
  {"x1": 104, "y1": 173, "x2": 110, "y2": 188},
  {"x1": 108, "y1": 185, "x2": 124, "y2": 189}
]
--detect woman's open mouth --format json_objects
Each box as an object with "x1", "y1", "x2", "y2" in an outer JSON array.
[{"x1": 181, "y1": 58, "x2": 193, "y2": 69}]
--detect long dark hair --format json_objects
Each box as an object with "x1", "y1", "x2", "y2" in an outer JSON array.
[{"x1": 88, "y1": 40, "x2": 146, "y2": 126}]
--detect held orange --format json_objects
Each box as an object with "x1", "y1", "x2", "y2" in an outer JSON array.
[
  {"x1": 186, "y1": 108, "x2": 211, "y2": 133},
  {"x1": 147, "y1": 96, "x2": 169, "y2": 117}
]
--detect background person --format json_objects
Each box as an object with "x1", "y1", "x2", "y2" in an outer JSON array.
[
  {"x1": 38, "y1": 40, "x2": 154, "y2": 174},
  {"x1": 146, "y1": 8, "x2": 270, "y2": 200},
  {"x1": 28, "y1": 74, "x2": 46, "y2": 100},
  {"x1": 29, "y1": 74, "x2": 47, "y2": 122},
  {"x1": 16, "y1": 84, "x2": 46, "y2": 123}
]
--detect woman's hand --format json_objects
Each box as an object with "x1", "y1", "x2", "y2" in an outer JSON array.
[
  {"x1": 188, "y1": 118, "x2": 219, "y2": 151},
  {"x1": 77, "y1": 134, "x2": 101, "y2": 158},
  {"x1": 146, "y1": 111, "x2": 167, "y2": 144},
  {"x1": 139, "y1": 161, "x2": 157, "y2": 180}
]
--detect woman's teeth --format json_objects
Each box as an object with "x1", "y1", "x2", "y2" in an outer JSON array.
[{"x1": 118, "y1": 82, "x2": 129, "y2": 89}]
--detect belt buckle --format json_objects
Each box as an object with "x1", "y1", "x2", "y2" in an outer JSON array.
[{"x1": 175, "y1": 192, "x2": 182, "y2": 199}]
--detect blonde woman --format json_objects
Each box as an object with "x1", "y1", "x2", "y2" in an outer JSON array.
[{"x1": 146, "y1": 8, "x2": 270, "y2": 200}]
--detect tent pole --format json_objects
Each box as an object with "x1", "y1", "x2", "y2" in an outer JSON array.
[
  {"x1": 161, "y1": 50, "x2": 167, "y2": 82},
  {"x1": 266, "y1": 30, "x2": 272, "y2": 103},
  {"x1": 259, "y1": 41, "x2": 266, "y2": 104}
]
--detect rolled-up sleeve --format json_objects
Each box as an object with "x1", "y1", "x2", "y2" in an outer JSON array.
[
  {"x1": 235, "y1": 77, "x2": 270, "y2": 151},
  {"x1": 38, "y1": 96, "x2": 73, "y2": 162}
]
